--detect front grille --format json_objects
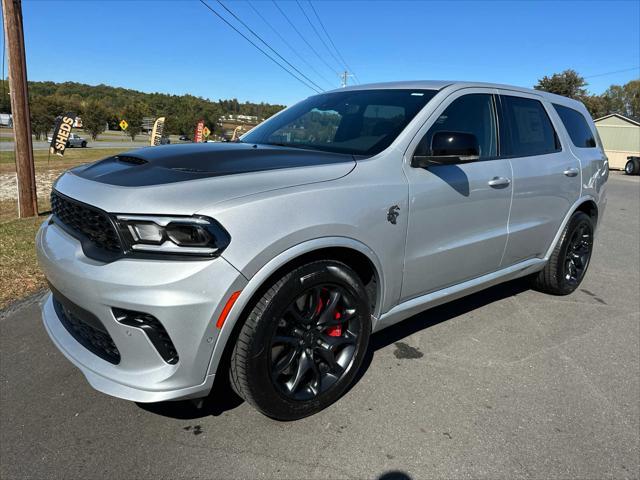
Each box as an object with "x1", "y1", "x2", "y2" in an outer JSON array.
[
  {"x1": 51, "y1": 191, "x2": 122, "y2": 256},
  {"x1": 51, "y1": 289, "x2": 121, "y2": 365}
]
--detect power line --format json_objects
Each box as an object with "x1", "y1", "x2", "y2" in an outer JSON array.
[
  {"x1": 307, "y1": 0, "x2": 360, "y2": 84},
  {"x1": 247, "y1": 0, "x2": 334, "y2": 88},
  {"x1": 215, "y1": 0, "x2": 325, "y2": 92},
  {"x1": 271, "y1": 0, "x2": 340, "y2": 78},
  {"x1": 295, "y1": 0, "x2": 343, "y2": 74},
  {"x1": 584, "y1": 66, "x2": 639, "y2": 79},
  {"x1": 198, "y1": 0, "x2": 321, "y2": 93}
]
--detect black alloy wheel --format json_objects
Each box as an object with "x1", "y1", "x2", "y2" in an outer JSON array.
[
  {"x1": 229, "y1": 260, "x2": 371, "y2": 420},
  {"x1": 563, "y1": 220, "x2": 593, "y2": 286},
  {"x1": 269, "y1": 284, "x2": 361, "y2": 401},
  {"x1": 532, "y1": 211, "x2": 595, "y2": 295}
]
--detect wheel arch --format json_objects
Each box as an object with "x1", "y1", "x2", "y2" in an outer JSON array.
[
  {"x1": 544, "y1": 196, "x2": 599, "y2": 261},
  {"x1": 206, "y1": 237, "x2": 384, "y2": 378},
  {"x1": 575, "y1": 199, "x2": 598, "y2": 226}
]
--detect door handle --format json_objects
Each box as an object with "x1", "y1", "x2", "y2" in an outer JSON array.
[
  {"x1": 563, "y1": 168, "x2": 579, "y2": 177},
  {"x1": 488, "y1": 176, "x2": 511, "y2": 187}
]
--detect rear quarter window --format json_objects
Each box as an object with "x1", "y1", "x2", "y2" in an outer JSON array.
[
  {"x1": 500, "y1": 95, "x2": 561, "y2": 157},
  {"x1": 552, "y1": 104, "x2": 597, "y2": 148}
]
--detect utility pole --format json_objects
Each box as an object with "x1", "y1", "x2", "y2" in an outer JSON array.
[
  {"x1": 2, "y1": 0, "x2": 37, "y2": 217},
  {"x1": 340, "y1": 71, "x2": 353, "y2": 88}
]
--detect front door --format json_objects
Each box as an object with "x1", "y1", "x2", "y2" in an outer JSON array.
[{"x1": 401, "y1": 90, "x2": 512, "y2": 301}]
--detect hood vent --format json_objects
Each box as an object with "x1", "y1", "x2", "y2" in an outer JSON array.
[{"x1": 115, "y1": 155, "x2": 148, "y2": 165}]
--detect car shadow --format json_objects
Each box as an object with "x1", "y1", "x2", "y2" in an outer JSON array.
[
  {"x1": 138, "y1": 278, "x2": 531, "y2": 420},
  {"x1": 428, "y1": 164, "x2": 470, "y2": 196},
  {"x1": 350, "y1": 277, "x2": 531, "y2": 390}
]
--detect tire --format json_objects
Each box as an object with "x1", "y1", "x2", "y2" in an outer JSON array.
[
  {"x1": 230, "y1": 260, "x2": 371, "y2": 420},
  {"x1": 81, "y1": 141, "x2": 87, "y2": 148},
  {"x1": 532, "y1": 211, "x2": 594, "y2": 295},
  {"x1": 625, "y1": 158, "x2": 639, "y2": 175}
]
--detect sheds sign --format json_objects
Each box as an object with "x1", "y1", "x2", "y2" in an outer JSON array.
[
  {"x1": 49, "y1": 112, "x2": 76, "y2": 156},
  {"x1": 150, "y1": 117, "x2": 166, "y2": 146}
]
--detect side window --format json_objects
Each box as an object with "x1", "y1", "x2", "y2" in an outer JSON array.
[
  {"x1": 416, "y1": 94, "x2": 497, "y2": 159},
  {"x1": 552, "y1": 104, "x2": 597, "y2": 148},
  {"x1": 500, "y1": 95, "x2": 560, "y2": 157}
]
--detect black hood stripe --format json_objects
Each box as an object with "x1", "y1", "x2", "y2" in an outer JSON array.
[{"x1": 74, "y1": 143, "x2": 355, "y2": 187}]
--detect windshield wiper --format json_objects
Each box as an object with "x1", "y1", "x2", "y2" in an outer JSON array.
[{"x1": 263, "y1": 142, "x2": 319, "y2": 151}]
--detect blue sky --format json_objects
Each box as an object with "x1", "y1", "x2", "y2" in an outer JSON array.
[{"x1": 6, "y1": 0, "x2": 640, "y2": 105}]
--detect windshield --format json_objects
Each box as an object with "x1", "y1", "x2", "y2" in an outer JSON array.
[{"x1": 242, "y1": 89, "x2": 438, "y2": 156}]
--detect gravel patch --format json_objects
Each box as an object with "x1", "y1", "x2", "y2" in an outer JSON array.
[{"x1": 0, "y1": 171, "x2": 61, "y2": 201}]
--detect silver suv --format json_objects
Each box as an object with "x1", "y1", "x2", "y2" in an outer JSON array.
[{"x1": 37, "y1": 81, "x2": 608, "y2": 420}]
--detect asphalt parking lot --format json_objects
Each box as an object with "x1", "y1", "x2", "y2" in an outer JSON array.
[{"x1": 1, "y1": 173, "x2": 638, "y2": 480}]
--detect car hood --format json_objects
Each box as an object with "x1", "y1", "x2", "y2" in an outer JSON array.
[{"x1": 54, "y1": 142, "x2": 356, "y2": 215}]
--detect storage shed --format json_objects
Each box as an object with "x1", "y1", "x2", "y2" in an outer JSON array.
[{"x1": 593, "y1": 114, "x2": 640, "y2": 170}]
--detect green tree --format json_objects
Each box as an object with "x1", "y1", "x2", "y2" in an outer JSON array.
[
  {"x1": 601, "y1": 80, "x2": 640, "y2": 120},
  {"x1": 534, "y1": 69, "x2": 588, "y2": 99},
  {"x1": 582, "y1": 95, "x2": 608, "y2": 120},
  {"x1": 625, "y1": 80, "x2": 640, "y2": 120},
  {"x1": 122, "y1": 102, "x2": 147, "y2": 140},
  {"x1": 0, "y1": 77, "x2": 10, "y2": 113},
  {"x1": 82, "y1": 100, "x2": 110, "y2": 140},
  {"x1": 30, "y1": 98, "x2": 57, "y2": 140}
]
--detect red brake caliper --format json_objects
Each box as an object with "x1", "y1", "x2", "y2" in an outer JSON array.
[
  {"x1": 326, "y1": 311, "x2": 342, "y2": 337},
  {"x1": 317, "y1": 290, "x2": 342, "y2": 337}
]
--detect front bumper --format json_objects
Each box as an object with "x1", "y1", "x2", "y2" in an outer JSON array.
[{"x1": 37, "y1": 218, "x2": 247, "y2": 402}]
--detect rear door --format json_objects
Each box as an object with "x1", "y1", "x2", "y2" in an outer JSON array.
[
  {"x1": 401, "y1": 89, "x2": 512, "y2": 300},
  {"x1": 497, "y1": 92, "x2": 581, "y2": 266},
  {"x1": 551, "y1": 102, "x2": 608, "y2": 201}
]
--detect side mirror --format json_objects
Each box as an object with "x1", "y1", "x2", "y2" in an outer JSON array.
[{"x1": 412, "y1": 131, "x2": 480, "y2": 168}]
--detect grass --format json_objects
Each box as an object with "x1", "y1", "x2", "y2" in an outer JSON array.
[
  {"x1": 0, "y1": 147, "x2": 134, "y2": 170},
  {"x1": 0, "y1": 214, "x2": 48, "y2": 309},
  {"x1": 0, "y1": 197, "x2": 51, "y2": 223},
  {"x1": 0, "y1": 145, "x2": 139, "y2": 308}
]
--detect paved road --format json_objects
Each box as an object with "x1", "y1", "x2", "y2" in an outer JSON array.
[
  {"x1": 1, "y1": 174, "x2": 638, "y2": 480},
  {"x1": 0, "y1": 140, "x2": 150, "y2": 151}
]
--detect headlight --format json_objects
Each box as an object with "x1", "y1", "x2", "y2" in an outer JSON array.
[{"x1": 116, "y1": 215, "x2": 230, "y2": 258}]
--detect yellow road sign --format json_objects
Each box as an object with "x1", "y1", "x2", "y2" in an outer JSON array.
[
  {"x1": 202, "y1": 126, "x2": 211, "y2": 138},
  {"x1": 119, "y1": 119, "x2": 128, "y2": 131}
]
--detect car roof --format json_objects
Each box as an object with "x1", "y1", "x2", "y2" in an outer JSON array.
[{"x1": 326, "y1": 80, "x2": 584, "y2": 109}]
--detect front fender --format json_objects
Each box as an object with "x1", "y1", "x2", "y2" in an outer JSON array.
[{"x1": 206, "y1": 237, "x2": 384, "y2": 378}]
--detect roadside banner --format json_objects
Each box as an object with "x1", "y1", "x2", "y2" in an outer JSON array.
[
  {"x1": 150, "y1": 117, "x2": 166, "y2": 146},
  {"x1": 49, "y1": 112, "x2": 76, "y2": 156},
  {"x1": 194, "y1": 119, "x2": 205, "y2": 143}
]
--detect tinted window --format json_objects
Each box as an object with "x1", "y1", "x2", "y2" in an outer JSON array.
[
  {"x1": 242, "y1": 89, "x2": 438, "y2": 156},
  {"x1": 553, "y1": 104, "x2": 596, "y2": 148},
  {"x1": 500, "y1": 96, "x2": 560, "y2": 157},
  {"x1": 416, "y1": 94, "x2": 497, "y2": 159}
]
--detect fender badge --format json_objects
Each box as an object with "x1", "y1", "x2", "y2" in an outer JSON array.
[{"x1": 387, "y1": 205, "x2": 400, "y2": 225}]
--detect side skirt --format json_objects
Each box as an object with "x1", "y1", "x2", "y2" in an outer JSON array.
[{"x1": 373, "y1": 258, "x2": 545, "y2": 332}]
